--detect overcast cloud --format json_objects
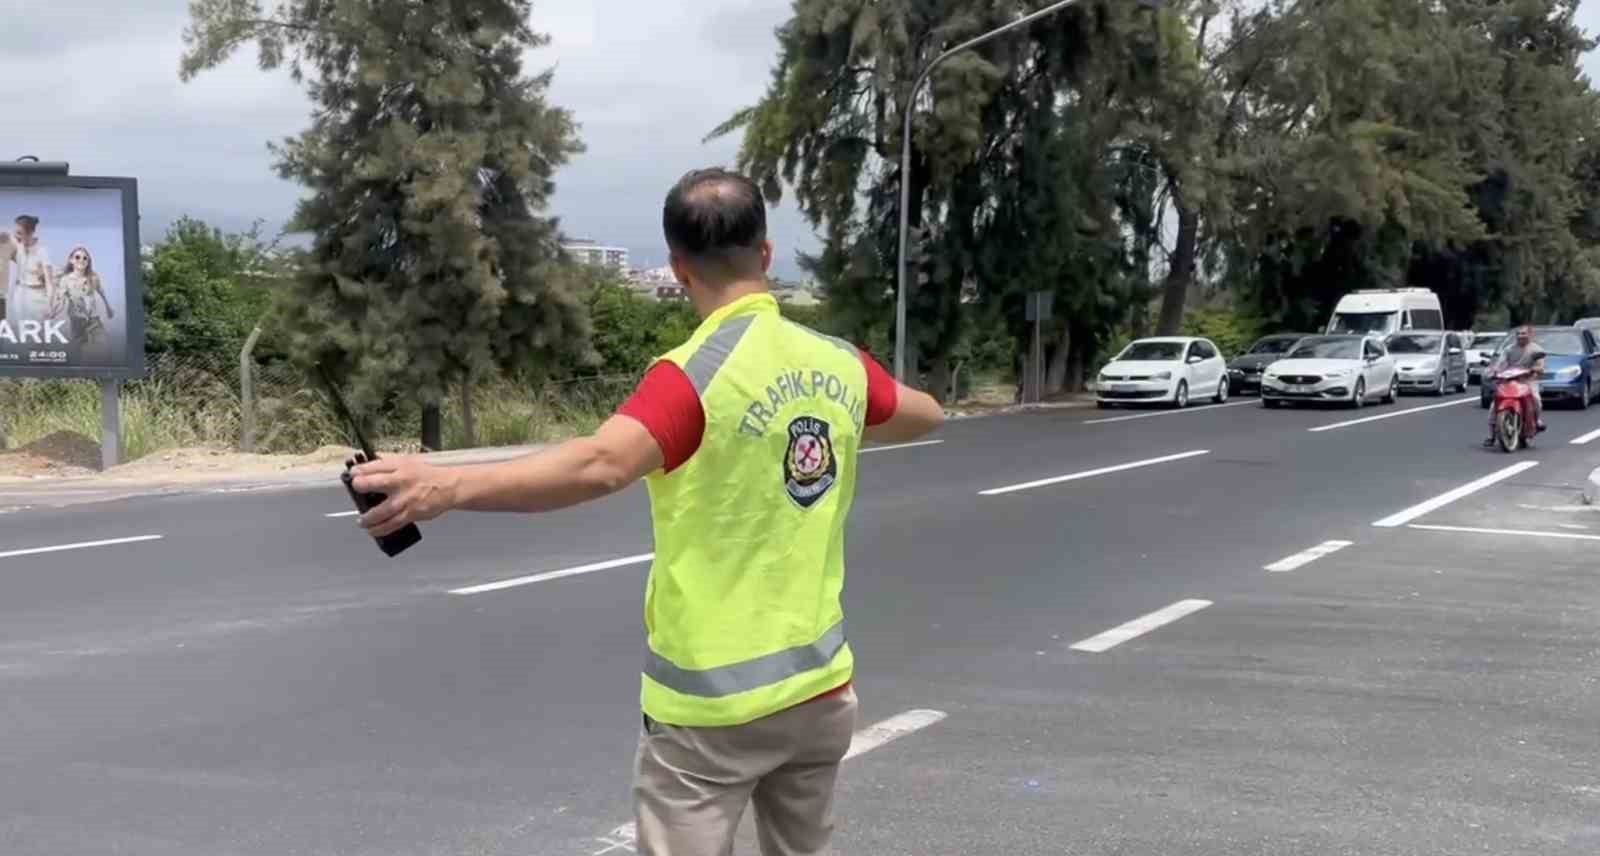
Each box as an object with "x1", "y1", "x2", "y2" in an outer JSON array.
[{"x1": 7, "y1": 2, "x2": 1600, "y2": 280}]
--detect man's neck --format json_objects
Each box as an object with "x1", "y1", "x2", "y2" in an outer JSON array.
[{"x1": 697, "y1": 279, "x2": 769, "y2": 319}]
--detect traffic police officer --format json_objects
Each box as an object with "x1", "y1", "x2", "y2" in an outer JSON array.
[{"x1": 353, "y1": 168, "x2": 945, "y2": 855}]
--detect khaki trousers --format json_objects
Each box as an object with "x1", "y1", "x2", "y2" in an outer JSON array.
[{"x1": 633, "y1": 687, "x2": 858, "y2": 856}]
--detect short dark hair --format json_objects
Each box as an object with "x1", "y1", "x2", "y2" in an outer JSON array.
[
  {"x1": 15, "y1": 215, "x2": 38, "y2": 232},
  {"x1": 663, "y1": 168, "x2": 766, "y2": 283}
]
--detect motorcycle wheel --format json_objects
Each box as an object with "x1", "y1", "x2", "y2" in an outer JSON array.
[{"x1": 1496, "y1": 409, "x2": 1522, "y2": 453}]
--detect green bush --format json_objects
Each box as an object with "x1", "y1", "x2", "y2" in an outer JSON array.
[{"x1": 1182, "y1": 309, "x2": 1266, "y2": 359}]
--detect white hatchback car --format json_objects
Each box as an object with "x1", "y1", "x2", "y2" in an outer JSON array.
[
  {"x1": 1260, "y1": 334, "x2": 1398, "y2": 408},
  {"x1": 1096, "y1": 337, "x2": 1229, "y2": 409}
]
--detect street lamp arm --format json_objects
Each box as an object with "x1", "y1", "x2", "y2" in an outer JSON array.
[
  {"x1": 893, "y1": 0, "x2": 1095, "y2": 383},
  {"x1": 893, "y1": 0, "x2": 1162, "y2": 383}
]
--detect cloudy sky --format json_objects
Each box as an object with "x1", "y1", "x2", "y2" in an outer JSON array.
[{"x1": 8, "y1": 1, "x2": 1600, "y2": 279}]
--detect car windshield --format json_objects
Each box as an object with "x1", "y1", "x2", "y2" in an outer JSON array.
[
  {"x1": 1532, "y1": 330, "x2": 1585, "y2": 356},
  {"x1": 1288, "y1": 338, "x2": 1361, "y2": 360},
  {"x1": 1386, "y1": 334, "x2": 1441, "y2": 354},
  {"x1": 1471, "y1": 334, "x2": 1504, "y2": 348},
  {"x1": 1248, "y1": 337, "x2": 1300, "y2": 355},
  {"x1": 1119, "y1": 341, "x2": 1185, "y2": 361},
  {"x1": 1329, "y1": 312, "x2": 1396, "y2": 334}
]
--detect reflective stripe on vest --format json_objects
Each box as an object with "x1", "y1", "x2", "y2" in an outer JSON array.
[
  {"x1": 640, "y1": 293, "x2": 863, "y2": 727},
  {"x1": 644, "y1": 619, "x2": 846, "y2": 699}
]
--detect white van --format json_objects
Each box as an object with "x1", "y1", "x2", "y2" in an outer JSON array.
[{"x1": 1326, "y1": 288, "x2": 1444, "y2": 336}]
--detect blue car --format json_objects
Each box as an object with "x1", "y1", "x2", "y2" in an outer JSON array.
[{"x1": 1479, "y1": 326, "x2": 1600, "y2": 409}]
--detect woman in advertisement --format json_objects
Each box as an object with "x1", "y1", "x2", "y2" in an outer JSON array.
[
  {"x1": 8, "y1": 215, "x2": 57, "y2": 325},
  {"x1": 55, "y1": 245, "x2": 114, "y2": 357}
]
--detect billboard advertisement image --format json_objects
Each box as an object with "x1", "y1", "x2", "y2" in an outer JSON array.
[{"x1": 0, "y1": 175, "x2": 143, "y2": 378}]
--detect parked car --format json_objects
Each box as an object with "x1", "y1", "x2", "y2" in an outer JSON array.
[
  {"x1": 1575, "y1": 318, "x2": 1600, "y2": 333},
  {"x1": 1479, "y1": 326, "x2": 1600, "y2": 409},
  {"x1": 1261, "y1": 335, "x2": 1398, "y2": 408},
  {"x1": 1466, "y1": 331, "x2": 1506, "y2": 384},
  {"x1": 1386, "y1": 331, "x2": 1469, "y2": 395},
  {"x1": 1227, "y1": 333, "x2": 1311, "y2": 395},
  {"x1": 1096, "y1": 337, "x2": 1229, "y2": 409}
]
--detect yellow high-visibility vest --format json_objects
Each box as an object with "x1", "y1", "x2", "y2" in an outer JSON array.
[{"x1": 640, "y1": 293, "x2": 866, "y2": 727}]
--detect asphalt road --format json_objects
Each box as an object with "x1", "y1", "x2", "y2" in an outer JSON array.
[{"x1": 5, "y1": 390, "x2": 1600, "y2": 855}]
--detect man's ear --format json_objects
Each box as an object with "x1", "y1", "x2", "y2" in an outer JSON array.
[
  {"x1": 760, "y1": 241, "x2": 774, "y2": 274},
  {"x1": 668, "y1": 253, "x2": 690, "y2": 286}
]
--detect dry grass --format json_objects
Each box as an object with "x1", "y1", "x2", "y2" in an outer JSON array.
[{"x1": 0, "y1": 357, "x2": 636, "y2": 465}]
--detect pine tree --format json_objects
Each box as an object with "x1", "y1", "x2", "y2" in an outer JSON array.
[{"x1": 181, "y1": 0, "x2": 590, "y2": 449}]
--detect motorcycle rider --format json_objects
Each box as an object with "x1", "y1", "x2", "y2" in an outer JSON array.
[{"x1": 1484, "y1": 324, "x2": 1546, "y2": 447}]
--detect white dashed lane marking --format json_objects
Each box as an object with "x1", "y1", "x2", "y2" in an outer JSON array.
[
  {"x1": 450, "y1": 553, "x2": 655, "y2": 595},
  {"x1": 1082, "y1": 400, "x2": 1255, "y2": 425},
  {"x1": 0, "y1": 535, "x2": 165, "y2": 560},
  {"x1": 1371, "y1": 461, "x2": 1539, "y2": 528},
  {"x1": 1264, "y1": 540, "x2": 1353, "y2": 573},
  {"x1": 1308, "y1": 396, "x2": 1475, "y2": 433},
  {"x1": 979, "y1": 450, "x2": 1210, "y2": 497},
  {"x1": 1069, "y1": 599, "x2": 1213, "y2": 653}
]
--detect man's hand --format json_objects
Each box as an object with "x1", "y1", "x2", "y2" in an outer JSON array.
[{"x1": 350, "y1": 456, "x2": 458, "y2": 538}]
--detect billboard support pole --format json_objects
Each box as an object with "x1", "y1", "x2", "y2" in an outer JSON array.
[{"x1": 100, "y1": 379, "x2": 121, "y2": 470}]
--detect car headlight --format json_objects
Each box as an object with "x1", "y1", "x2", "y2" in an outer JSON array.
[
  {"x1": 1556, "y1": 366, "x2": 1581, "y2": 380},
  {"x1": 1324, "y1": 369, "x2": 1351, "y2": 378},
  {"x1": 1153, "y1": 371, "x2": 1173, "y2": 381},
  {"x1": 1418, "y1": 359, "x2": 1440, "y2": 372}
]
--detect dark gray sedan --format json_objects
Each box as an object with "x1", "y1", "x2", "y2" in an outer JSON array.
[{"x1": 1227, "y1": 333, "x2": 1313, "y2": 394}]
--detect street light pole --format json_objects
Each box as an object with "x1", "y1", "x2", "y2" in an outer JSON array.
[{"x1": 893, "y1": 0, "x2": 1161, "y2": 382}]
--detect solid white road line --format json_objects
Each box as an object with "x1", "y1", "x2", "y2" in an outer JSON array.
[
  {"x1": 450, "y1": 553, "x2": 654, "y2": 596},
  {"x1": 1083, "y1": 400, "x2": 1255, "y2": 425},
  {"x1": 1307, "y1": 396, "x2": 1475, "y2": 433},
  {"x1": 1264, "y1": 540, "x2": 1353, "y2": 572},
  {"x1": 1371, "y1": 461, "x2": 1539, "y2": 528},
  {"x1": 861, "y1": 439, "x2": 945, "y2": 454},
  {"x1": 325, "y1": 510, "x2": 359, "y2": 518},
  {"x1": 1570, "y1": 427, "x2": 1600, "y2": 446},
  {"x1": 843, "y1": 708, "x2": 949, "y2": 761},
  {"x1": 589, "y1": 708, "x2": 948, "y2": 854},
  {"x1": 1069, "y1": 599, "x2": 1213, "y2": 653},
  {"x1": 979, "y1": 450, "x2": 1210, "y2": 497},
  {"x1": 0, "y1": 534, "x2": 164, "y2": 560},
  {"x1": 1408, "y1": 523, "x2": 1600, "y2": 542}
]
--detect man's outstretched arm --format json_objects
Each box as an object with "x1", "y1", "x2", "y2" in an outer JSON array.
[{"x1": 350, "y1": 415, "x2": 663, "y2": 538}]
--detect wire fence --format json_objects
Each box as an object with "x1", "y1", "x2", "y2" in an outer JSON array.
[{"x1": 0, "y1": 352, "x2": 640, "y2": 462}]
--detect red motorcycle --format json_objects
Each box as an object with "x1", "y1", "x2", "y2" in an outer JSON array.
[{"x1": 1490, "y1": 367, "x2": 1540, "y2": 452}]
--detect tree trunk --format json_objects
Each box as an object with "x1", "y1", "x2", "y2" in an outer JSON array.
[
  {"x1": 927, "y1": 354, "x2": 952, "y2": 406},
  {"x1": 460, "y1": 379, "x2": 477, "y2": 448},
  {"x1": 421, "y1": 404, "x2": 443, "y2": 452},
  {"x1": 1156, "y1": 197, "x2": 1199, "y2": 336},
  {"x1": 1066, "y1": 331, "x2": 1089, "y2": 393},
  {"x1": 1045, "y1": 325, "x2": 1070, "y2": 394}
]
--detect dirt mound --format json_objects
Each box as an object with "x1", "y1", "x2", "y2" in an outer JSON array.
[
  {"x1": 0, "y1": 431, "x2": 102, "y2": 478},
  {"x1": 105, "y1": 444, "x2": 358, "y2": 480}
]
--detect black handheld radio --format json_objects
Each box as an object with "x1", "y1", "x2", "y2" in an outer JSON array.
[{"x1": 316, "y1": 366, "x2": 422, "y2": 558}]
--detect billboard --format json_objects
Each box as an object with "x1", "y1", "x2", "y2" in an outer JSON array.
[{"x1": 0, "y1": 174, "x2": 144, "y2": 379}]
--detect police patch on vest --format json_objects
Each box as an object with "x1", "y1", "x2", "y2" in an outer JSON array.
[{"x1": 784, "y1": 417, "x2": 837, "y2": 509}]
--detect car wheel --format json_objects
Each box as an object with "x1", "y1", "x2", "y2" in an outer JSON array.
[
  {"x1": 1263, "y1": 397, "x2": 1279, "y2": 409},
  {"x1": 1173, "y1": 381, "x2": 1189, "y2": 409},
  {"x1": 1581, "y1": 385, "x2": 1591, "y2": 411},
  {"x1": 1352, "y1": 378, "x2": 1367, "y2": 409},
  {"x1": 1434, "y1": 373, "x2": 1448, "y2": 396},
  {"x1": 1096, "y1": 401, "x2": 1110, "y2": 410},
  {"x1": 1384, "y1": 375, "x2": 1399, "y2": 404},
  {"x1": 1214, "y1": 375, "x2": 1229, "y2": 404}
]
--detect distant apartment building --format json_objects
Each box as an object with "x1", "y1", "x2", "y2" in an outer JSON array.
[{"x1": 562, "y1": 238, "x2": 629, "y2": 270}]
